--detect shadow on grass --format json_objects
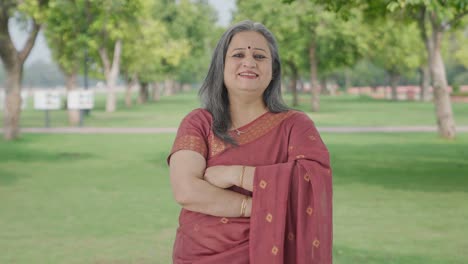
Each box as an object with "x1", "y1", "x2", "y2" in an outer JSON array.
[
  {"x1": 0, "y1": 145, "x2": 95, "y2": 163},
  {"x1": 329, "y1": 140, "x2": 468, "y2": 193},
  {"x1": 286, "y1": 95, "x2": 434, "y2": 115},
  {"x1": 0, "y1": 168, "x2": 25, "y2": 186},
  {"x1": 0, "y1": 146, "x2": 95, "y2": 186},
  {"x1": 147, "y1": 151, "x2": 171, "y2": 168},
  {"x1": 333, "y1": 245, "x2": 464, "y2": 264}
]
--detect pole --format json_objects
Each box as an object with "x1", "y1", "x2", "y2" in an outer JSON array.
[{"x1": 45, "y1": 110, "x2": 50, "y2": 128}]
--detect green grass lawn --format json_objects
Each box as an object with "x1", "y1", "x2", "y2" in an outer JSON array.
[
  {"x1": 11, "y1": 91, "x2": 468, "y2": 128},
  {"x1": 1, "y1": 133, "x2": 467, "y2": 263}
]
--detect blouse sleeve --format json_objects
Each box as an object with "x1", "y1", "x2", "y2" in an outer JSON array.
[{"x1": 167, "y1": 109, "x2": 210, "y2": 164}]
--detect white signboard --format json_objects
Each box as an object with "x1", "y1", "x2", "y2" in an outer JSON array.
[
  {"x1": 21, "y1": 91, "x2": 28, "y2": 109},
  {"x1": 0, "y1": 90, "x2": 28, "y2": 110},
  {"x1": 34, "y1": 90, "x2": 62, "y2": 110},
  {"x1": 68, "y1": 90, "x2": 94, "y2": 110}
]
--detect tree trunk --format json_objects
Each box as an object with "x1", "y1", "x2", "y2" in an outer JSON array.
[
  {"x1": 174, "y1": 81, "x2": 181, "y2": 94},
  {"x1": 430, "y1": 28, "x2": 456, "y2": 139},
  {"x1": 105, "y1": 74, "x2": 117, "y2": 112},
  {"x1": 320, "y1": 77, "x2": 327, "y2": 95},
  {"x1": 309, "y1": 40, "x2": 320, "y2": 112},
  {"x1": 152, "y1": 82, "x2": 160, "y2": 102},
  {"x1": 65, "y1": 72, "x2": 80, "y2": 126},
  {"x1": 419, "y1": 64, "x2": 431, "y2": 101},
  {"x1": 344, "y1": 68, "x2": 351, "y2": 92},
  {"x1": 125, "y1": 74, "x2": 137, "y2": 107},
  {"x1": 125, "y1": 85, "x2": 132, "y2": 107},
  {"x1": 99, "y1": 39, "x2": 122, "y2": 113},
  {"x1": 298, "y1": 79, "x2": 304, "y2": 93},
  {"x1": 0, "y1": 15, "x2": 41, "y2": 140},
  {"x1": 182, "y1": 83, "x2": 192, "y2": 92},
  {"x1": 417, "y1": 11, "x2": 432, "y2": 103},
  {"x1": 164, "y1": 79, "x2": 174, "y2": 96},
  {"x1": 389, "y1": 72, "x2": 400, "y2": 101},
  {"x1": 418, "y1": 8, "x2": 455, "y2": 139},
  {"x1": 329, "y1": 79, "x2": 338, "y2": 96},
  {"x1": 3, "y1": 65, "x2": 22, "y2": 139},
  {"x1": 287, "y1": 62, "x2": 298, "y2": 107},
  {"x1": 291, "y1": 76, "x2": 298, "y2": 107},
  {"x1": 138, "y1": 82, "x2": 149, "y2": 104}
]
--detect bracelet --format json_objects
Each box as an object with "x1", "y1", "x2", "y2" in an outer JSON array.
[
  {"x1": 239, "y1": 166, "x2": 246, "y2": 188},
  {"x1": 240, "y1": 196, "x2": 248, "y2": 217}
]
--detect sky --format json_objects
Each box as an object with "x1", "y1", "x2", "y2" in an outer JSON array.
[{"x1": 9, "y1": 0, "x2": 236, "y2": 66}]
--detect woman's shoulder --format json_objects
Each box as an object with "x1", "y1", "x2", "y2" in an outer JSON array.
[
  {"x1": 283, "y1": 109, "x2": 314, "y2": 123},
  {"x1": 179, "y1": 108, "x2": 213, "y2": 130},
  {"x1": 184, "y1": 108, "x2": 213, "y2": 121},
  {"x1": 278, "y1": 110, "x2": 317, "y2": 131}
]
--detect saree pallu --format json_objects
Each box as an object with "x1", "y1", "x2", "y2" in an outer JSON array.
[{"x1": 168, "y1": 109, "x2": 332, "y2": 263}]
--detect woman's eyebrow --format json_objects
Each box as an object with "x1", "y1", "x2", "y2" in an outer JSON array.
[{"x1": 231, "y1": 47, "x2": 267, "y2": 52}]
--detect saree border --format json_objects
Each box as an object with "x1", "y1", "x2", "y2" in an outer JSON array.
[{"x1": 208, "y1": 110, "x2": 297, "y2": 158}]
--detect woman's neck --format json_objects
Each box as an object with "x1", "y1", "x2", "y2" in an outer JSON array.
[{"x1": 229, "y1": 97, "x2": 268, "y2": 129}]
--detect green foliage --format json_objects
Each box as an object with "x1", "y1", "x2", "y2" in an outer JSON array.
[
  {"x1": 347, "y1": 60, "x2": 388, "y2": 87},
  {"x1": 155, "y1": 0, "x2": 219, "y2": 83},
  {"x1": 367, "y1": 19, "x2": 423, "y2": 77},
  {"x1": 120, "y1": 0, "x2": 219, "y2": 84},
  {"x1": 44, "y1": 0, "x2": 87, "y2": 75},
  {"x1": 120, "y1": 0, "x2": 185, "y2": 83},
  {"x1": 388, "y1": 0, "x2": 467, "y2": 25},
  {"x1": 171, "y1": 0, "x2": 220, "y2": 84},
  {"x1": 452, "y1": 23, "x2": 468, "y2": 68},
  {"x1": 235, "y1": 0, "x2": 367, "y2": 80},
  {"x1": 17, "y1": 0, "x2": 50, "y2": 23},
  {"x1": 235, "y1": 0, "x2": 308, "y2": 78},
  {"x1": 44, "y1": 0, "x2": 144, "y2": 80}
]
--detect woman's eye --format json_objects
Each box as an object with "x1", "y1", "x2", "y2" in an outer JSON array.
[
  {"x1": 233, "y1": 53, "x2": 244, "y2": 58},
  {"x1": 254, "y1": 54, "x2": 266, "y2": 59}
]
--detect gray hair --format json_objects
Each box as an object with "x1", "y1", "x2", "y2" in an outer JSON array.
[{"x1": 199, "y1": 20, "x2": 289, "y2": 145}]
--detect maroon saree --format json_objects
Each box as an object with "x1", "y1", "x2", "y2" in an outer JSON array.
[{"x1": 168, "y1": 109, "x2": 332, "y2": 263}]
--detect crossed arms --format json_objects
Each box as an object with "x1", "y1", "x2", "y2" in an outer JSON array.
[{"x1": 169, "y1": 150, "x2": 254, "y2": 217}]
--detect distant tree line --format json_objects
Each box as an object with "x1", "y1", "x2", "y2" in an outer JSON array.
[{"x1": 1, "y1": 52, "x2": 466, "y2": 90}]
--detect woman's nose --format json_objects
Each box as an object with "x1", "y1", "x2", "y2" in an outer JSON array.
[{"x1": 242, "y1": 56, "x2": 256, "y2": 68}]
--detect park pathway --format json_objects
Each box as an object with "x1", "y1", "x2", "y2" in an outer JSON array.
[{"x1": 3, "y1": 126, "x2": 468, "y2": 134}]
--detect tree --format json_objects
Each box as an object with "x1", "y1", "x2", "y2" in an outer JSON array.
[
  {"x1": 303, "y1": 0, "x2": 468, "y2": 138},
  {"x1": 44, "y1": 0, "x2": 88, "y2": 125},
  {"x1": 235, "y1": 0, "x2": 308, "y2": 106},
  {"x1": 85, "y1": 0, "x2": 142, "y2": 112},
  {"x1": 367, "y1": 19, "x2": 422, "y2": 100},
  {"x1": 150, "y1": 0, "x2": 214, "y2": 96},
  {"x1": 0, "y1": 0, "x2": 49, "y2": 140},
  {"x1": 407, "y1": 1, "x2": 466, "y2": 138},
  {"x1": 237, "y1": 0, "x2": 366, "y2": 111},
  {"x1": 170, "y1": 0, "x2": 219, "y2": 86},
  {"x1": 120, "y1": 0, "x2": 191, "y2": 104}
]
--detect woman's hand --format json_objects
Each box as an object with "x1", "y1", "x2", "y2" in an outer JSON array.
[{"x1": 204, "y1": 165, "x2": 242, "y2": 189}]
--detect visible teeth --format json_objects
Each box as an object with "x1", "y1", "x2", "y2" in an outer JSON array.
[{"x1": 239, "y1": 73, "x2": 257, "y2": 76}]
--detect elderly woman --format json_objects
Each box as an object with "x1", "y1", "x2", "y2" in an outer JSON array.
[{"x1": 168, "y1": 20, "x2": 332, "y2": 263}]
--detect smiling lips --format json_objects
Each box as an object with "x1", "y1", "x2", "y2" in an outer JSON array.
[{"x1": 238, "y1": 71, "x2": 259, "y2": 79}]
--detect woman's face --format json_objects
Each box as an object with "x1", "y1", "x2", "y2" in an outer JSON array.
[{"x1": 223, "y1": 31, "x2": 272, "y2": 97}]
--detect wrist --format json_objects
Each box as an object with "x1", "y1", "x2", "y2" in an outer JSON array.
[
  {"x1": 237, "y1": 165, "x2": 245, "y2": 188},
  {"x1": 245, "y1": 197, "x2": 252, "y2": 217}
]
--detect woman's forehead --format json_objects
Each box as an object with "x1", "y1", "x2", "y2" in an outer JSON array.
[{"x1": 228, "y1": 31, "x2": 269, "y2": 51}]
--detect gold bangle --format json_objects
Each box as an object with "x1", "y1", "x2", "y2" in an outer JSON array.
[
  {"x1": 239, "y1": 166, "x2": 246, "y2": 188},
  {"x1": 240, "y1": 196, "x2": 247, "y2": 217}
]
